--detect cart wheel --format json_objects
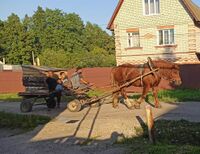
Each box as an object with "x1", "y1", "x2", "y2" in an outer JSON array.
[
  {"x1": 67, "y1": 99, "x2": 82, "y2": 112},
  {"x1": 20, "y1": 99, "x2": 33, "y2": 113}
]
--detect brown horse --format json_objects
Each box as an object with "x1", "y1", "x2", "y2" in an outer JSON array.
[{"x1": 111, "y1": 59, "x2": 182, "y2": 109}]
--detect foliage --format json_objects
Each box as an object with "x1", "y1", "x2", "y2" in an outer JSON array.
[
  {"x1": 39, "y1": 47, "x2": 116, "y2": 68},
  {"x1": 0, "y1": 7, "x2": 115, "y2": 67},
  {"x1": 0, "y1": 14, "x2": 40, "y2": 64},
  {"x1": 39, "y1": 49, "x2": 69, "y2": 68},
  {"x1": 0, "y1": 111, "x2": 50, "y2": 131},
  {"x1": 83, "y1": 22, "x2": 115, "y2": 54},
  {"x1": 117, "y1": 120, "x2": 200, "y2": 154}
]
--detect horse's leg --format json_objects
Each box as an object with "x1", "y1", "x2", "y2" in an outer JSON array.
[
  {"x1": 152, "y1": 87, "x2": 161, "y2": 108},
  {"x1": 112, "y1": 92, "x2": 119, "y2": 108},
  {"x1": 121, "y1": 88, "x2": 133, "y2": 109},
  {"x1": 135, "y1": 84, "x2": 150, "y2": 109}
]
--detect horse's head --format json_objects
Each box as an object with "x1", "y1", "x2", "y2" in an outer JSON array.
[
  {"x1": 161, "y1": 64, "x2": 182, "y2": 86},
  {"x1": 154, "y1": 60, "x2": 182, "y2": 86},
  {"x1": 169, "y1": 64, "x2": 182, "y2": 86}
]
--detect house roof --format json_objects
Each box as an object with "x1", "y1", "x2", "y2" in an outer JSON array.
[
  {"x1": 107, "y1": 0, "x2": 200, "y2": 30},
  {"x1": 182, "y1": 0, "x2": 200, "y2": 24},
  {"x1": 107, "y1": 0, "x2": 124, "y2": 30}
]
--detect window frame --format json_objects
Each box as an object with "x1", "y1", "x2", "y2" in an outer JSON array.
[
  {"x1": 157, "y1": 29, "x2": 175, "y2": 46},
  {"x1": 143, "y1": 0, "x2": 160, "y2": 16},
  {"x1": 127, "y1": 31, "x2": 141, "y2": 48}
]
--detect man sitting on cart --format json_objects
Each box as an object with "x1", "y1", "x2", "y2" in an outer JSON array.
[
  {"x1": 60, "y1": 71, "x2": 72, "y2": 89},
  {"x1": 71, "y1": 67, "x2": 91, "y2": 91}
]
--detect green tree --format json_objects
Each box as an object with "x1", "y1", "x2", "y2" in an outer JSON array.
[
  {"x1": 63, "y1": 13, "x2": 85, "y2": 52},
  {"x1": 31, "y1": 6, "x2": 46, "y2": 51},
  {"x1": 0, "y1": 20, "x2": 5, "y2": 58},
  {"x1": 2, "y1": 13, "x2": 25, "y2": 64},
  {"x1": 0, "y1": 7, "x2": 115, "y2": 66},
  {"x1": 2, "y1": 14, "x2": 39, "y2": 64},
  {"x1": 39, "y1": 49, "x2": 69, "y2": 68},
  {"x1": 83, "y1": 22, "x2": 115, "y2": 53}
]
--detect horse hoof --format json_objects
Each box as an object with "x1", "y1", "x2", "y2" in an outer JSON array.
[
  {"x1": 127, "y1": 106, "x2": 135, "y2": 110},
  {"x1": 155, "y1": 104, "x2": 162, "y2": 108},
  {"x1": 113, "y1": 105, "x2": 119, "y2": 109},
  {"x1": 134, "y1": 104, "x2": 141, "y2": 109}
]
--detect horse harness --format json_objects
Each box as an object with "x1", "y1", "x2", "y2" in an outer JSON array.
[{"x1": 139, "y1": 57, "x2": 159, "y2": 87}]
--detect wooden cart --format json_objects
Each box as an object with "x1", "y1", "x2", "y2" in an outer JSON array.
[
  {"x1": 18, "y1": 65, "x2": 68, "y2": 112},
  {"x1": 19, "y1": 65, "x2": 158, "y2": 113}
]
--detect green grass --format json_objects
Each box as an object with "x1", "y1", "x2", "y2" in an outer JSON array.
[
  {"x1": 0, "y1": 111, "x2": 51, "y2": 131},
  {"x1": 117, "y1": 120, "x2": 200, "y2": 154},
  {"x1": 86, "y1": 89, "x2": 105, "y2": 97},
  {"x1": 0, "y1": 93, "x2": 21, "y2": 102},
  {"x1": 0, "y1": 89, "x2": 105, "y2": 103},
  {"x1": 1, "y1": 89, "x2": 200, "y2": 104},
  {"x1": 131, "y1": 89, "x2": 200, "y2": 103}
]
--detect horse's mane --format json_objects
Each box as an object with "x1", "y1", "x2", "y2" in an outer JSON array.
[
  {"x1": 118, "y1": 60, "x2": 179, "y2": 70},
  {"x1": 152, "y1": 60, "x2": 179, "y2": 69}
]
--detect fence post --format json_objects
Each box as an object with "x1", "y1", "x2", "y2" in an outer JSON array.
[
  {"x1": 3, "y1": 58, "x2": 5, "y2": 64},
  {"x1": 145, "y1": 105, "x2": 156, "y2": 144},
  {"x1": 36, "y1": 57, "x2": 40, "y2": 66}
]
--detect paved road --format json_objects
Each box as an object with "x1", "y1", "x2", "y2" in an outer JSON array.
[{"x1": 0, "y1": 101, "x2": 200, "y2": 154}]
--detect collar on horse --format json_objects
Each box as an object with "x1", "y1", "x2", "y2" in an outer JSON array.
[
  {"x1": 147, "y1": 57, "x2": 159, "y2": 84},
  {"x1": 139, "y1": 57, "x2": 159, "y2": 86}
]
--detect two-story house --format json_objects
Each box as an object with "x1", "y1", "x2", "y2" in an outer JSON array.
[{"x1": 107, "y1": 0, "x2": 200, "y2": 65}]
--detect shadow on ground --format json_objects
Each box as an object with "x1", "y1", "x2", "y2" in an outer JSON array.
[{"x1": 0, "y1": 97, "x2": 200, "y2": 154}]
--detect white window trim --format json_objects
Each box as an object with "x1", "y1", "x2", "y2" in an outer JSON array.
[
  {"x1": 143, "y1": 0, "x2": 160, "y2": 16},
  {"x1": 127, "y1": 32, "x2": 140, "y2": 48},
  {"x1": 157, "y1": 29, "x2": 175, "y2": 46}
]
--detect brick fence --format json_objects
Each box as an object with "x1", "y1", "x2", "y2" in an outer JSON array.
[
  {"x1": 0, "y1": 64, "x2": 200, "y2": 93},
  {"x1": 0, "y1": 71, "x2": 25, "y2": 93}
]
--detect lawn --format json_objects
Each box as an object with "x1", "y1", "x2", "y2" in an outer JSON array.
[
  {"x1": 0, "y1": 111, "x2": 51, "y2": 131},
  {"x1": 1, "y1": 89, "x2": 200, "y2": 103},
  {"x1": 118, "y1": 120, "x2": 200, "y2": 154},
  {"x1": 131, "y1": 88, "x2": 200, "y2": 103},
  {"x1": 0, "y1": 93, "x2": 21, "y2": 102}
]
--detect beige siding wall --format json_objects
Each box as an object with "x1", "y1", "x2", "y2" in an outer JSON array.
[
  {"x1": 196, "y1": 26, "x2": 200, "y2": 53},
  {"x1": 113, "y1": 0, "x2": 199, "y2": 65}
]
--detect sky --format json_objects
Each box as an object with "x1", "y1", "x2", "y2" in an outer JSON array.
[
  {"x1": 0, "y1": 0, "x2": 118, "y2": 30},
  {"x1": 0, "y1": 0, "x2": 200, "y2": 30}
]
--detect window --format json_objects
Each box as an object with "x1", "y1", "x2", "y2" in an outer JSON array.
[
  {"x1": 144, "y1": 0, "x2": 160, "y2": 15},
  {"x1": 127, "y1": 32, "x2": 140, "y2": 48},
  {"x1": 158, "y1": 29, "x2": 175, "y2": 45}
]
